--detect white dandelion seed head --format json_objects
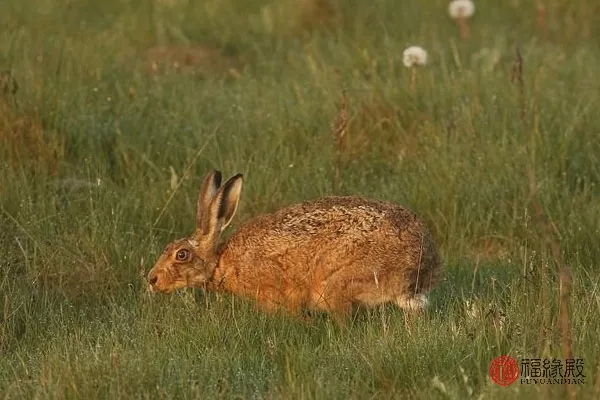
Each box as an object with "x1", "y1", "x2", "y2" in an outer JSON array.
[
  {"x1": 402, "y1": 46, "x2": 428, "y2": 68},
  {"x1": 448, "y1": 0, "x2": 475, "y2": 19}
]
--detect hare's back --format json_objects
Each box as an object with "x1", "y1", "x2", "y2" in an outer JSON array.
[{"x1": 230, "y1": 196, "x2": 425, "y2": 247}]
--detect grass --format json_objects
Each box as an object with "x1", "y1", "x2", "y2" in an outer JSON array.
[{"x1": 1, "y1": 0, "x2": 600, "y2": 398}]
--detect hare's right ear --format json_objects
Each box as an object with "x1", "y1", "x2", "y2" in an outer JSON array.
[
  {"x1": 194, "y1": 173, "x2": 243, "y2": 243},
  {"x1": 196, "y1": 170, "x2": 222, "y2": 234},
  {"x1": 193, "y1": 173, "x2": 243, "y2": 248},
  {"x1": 214, "y1": 174, "x2": 243, "y2": 233}
]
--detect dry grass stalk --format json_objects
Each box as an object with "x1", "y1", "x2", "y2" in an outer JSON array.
[
  {"x1": 458, "y1": 17, "x2": 470, "y2": 41},
  {"x1": 526, "y1": 133, "x2": 564, "y2": 362},
  {"x1": 524, "y1": 72, "x2": 575, "y2": 393},
  {"x1": 1, "y1": 294, "x2": 10, "y2": 352},
  {"x1": 536, "y1": 0, "x2": 547, "y2": 32},
  {"x1": 511, "y1": 45, "x2": 526, "y2": 124},
  {"x1": 332, "y1": 88, "x2": 349, "y2": 191},
  {"x1": 527, "y1": 168, "x2": 562, "y2": 263},
  {"x1": 152, "y1": 129, "x2": 217, "y2": 227},
  {"x1": 410, "y1": 68, "x2": 417, "y2": 93},
  {"x1": 139, "y1": 257, "x2": 148, "y2": 285},
  {"x1": 518, "y1": 44, "x2": 574, "y2": 385},
  {"x1": 559, "y1": 267, "x2": 576, "y2": 400},
  {"x1": 594, "y1": 357, "x2": 600, "y2": 397},
  {"x1": 518, "y1": 45, "x2": 561, "y2": 262}
]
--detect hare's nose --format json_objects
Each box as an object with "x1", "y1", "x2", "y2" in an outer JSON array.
[{"x1": 148, "y1": 274, "x2": 158, "y2": 286}]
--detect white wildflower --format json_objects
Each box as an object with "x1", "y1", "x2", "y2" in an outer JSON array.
[
  {"x1": 448, "y1": 0, "x2": 475, "y2": 19},
  {"x1": 402, "y1": 46, "x2": 428, "y2": 68}
]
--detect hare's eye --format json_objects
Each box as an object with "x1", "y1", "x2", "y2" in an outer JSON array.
[{"x1": 175, "y1": 249, "x2": 189, "y2": 261}]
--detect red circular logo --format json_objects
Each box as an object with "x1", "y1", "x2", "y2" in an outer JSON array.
[{"x1": 489, "y1": 356, "x2": 520, "y2": 386}]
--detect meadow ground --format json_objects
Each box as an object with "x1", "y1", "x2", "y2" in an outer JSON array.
[{"x1": 1, "y1": 0, "x2": 600, "y2": 398}]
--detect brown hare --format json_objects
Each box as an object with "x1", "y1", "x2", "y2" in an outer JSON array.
[{"x1": 147, "y1": 170, "x2": 441, "y2": 319}]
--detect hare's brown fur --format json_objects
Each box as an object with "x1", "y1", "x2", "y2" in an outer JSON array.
[{"x1": 148, "y1": 171, "x2": 441, "y2": 319}]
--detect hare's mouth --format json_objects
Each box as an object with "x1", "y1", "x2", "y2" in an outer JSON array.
[{"x1": 148, "y1": 278, "x2": 187, "y2": 293}]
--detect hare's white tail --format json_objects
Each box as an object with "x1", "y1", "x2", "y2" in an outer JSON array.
[{"x1": 397, "y1": 294, "x2": 429, "y2": 311}]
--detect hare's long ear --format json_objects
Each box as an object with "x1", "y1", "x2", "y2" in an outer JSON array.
[
  {"x1": 196, "y1": 170, "x2": 222, "y2": 234},
  {"x1": 215, "y1": 174, "x2": 243, "y2": 232},
  {"x1": 196, "y1": 173, "x2": 243, "y2": 245}
]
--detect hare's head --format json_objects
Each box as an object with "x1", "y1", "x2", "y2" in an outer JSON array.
[{"x1": 147, "y1": 170, "x2": 243, "y2": 293}]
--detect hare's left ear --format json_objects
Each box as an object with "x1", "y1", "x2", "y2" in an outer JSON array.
[
  {"x1": 196, "y1": 170, "x2": 222, "y2": 234},
  {"x1": 193, "y1": 173, "x2": 243, "y2": 249}
]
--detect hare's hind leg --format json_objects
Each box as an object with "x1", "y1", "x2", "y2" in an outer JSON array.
[{"x1": 396, "y1": 294, "x2": 429, "y2": 312}]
